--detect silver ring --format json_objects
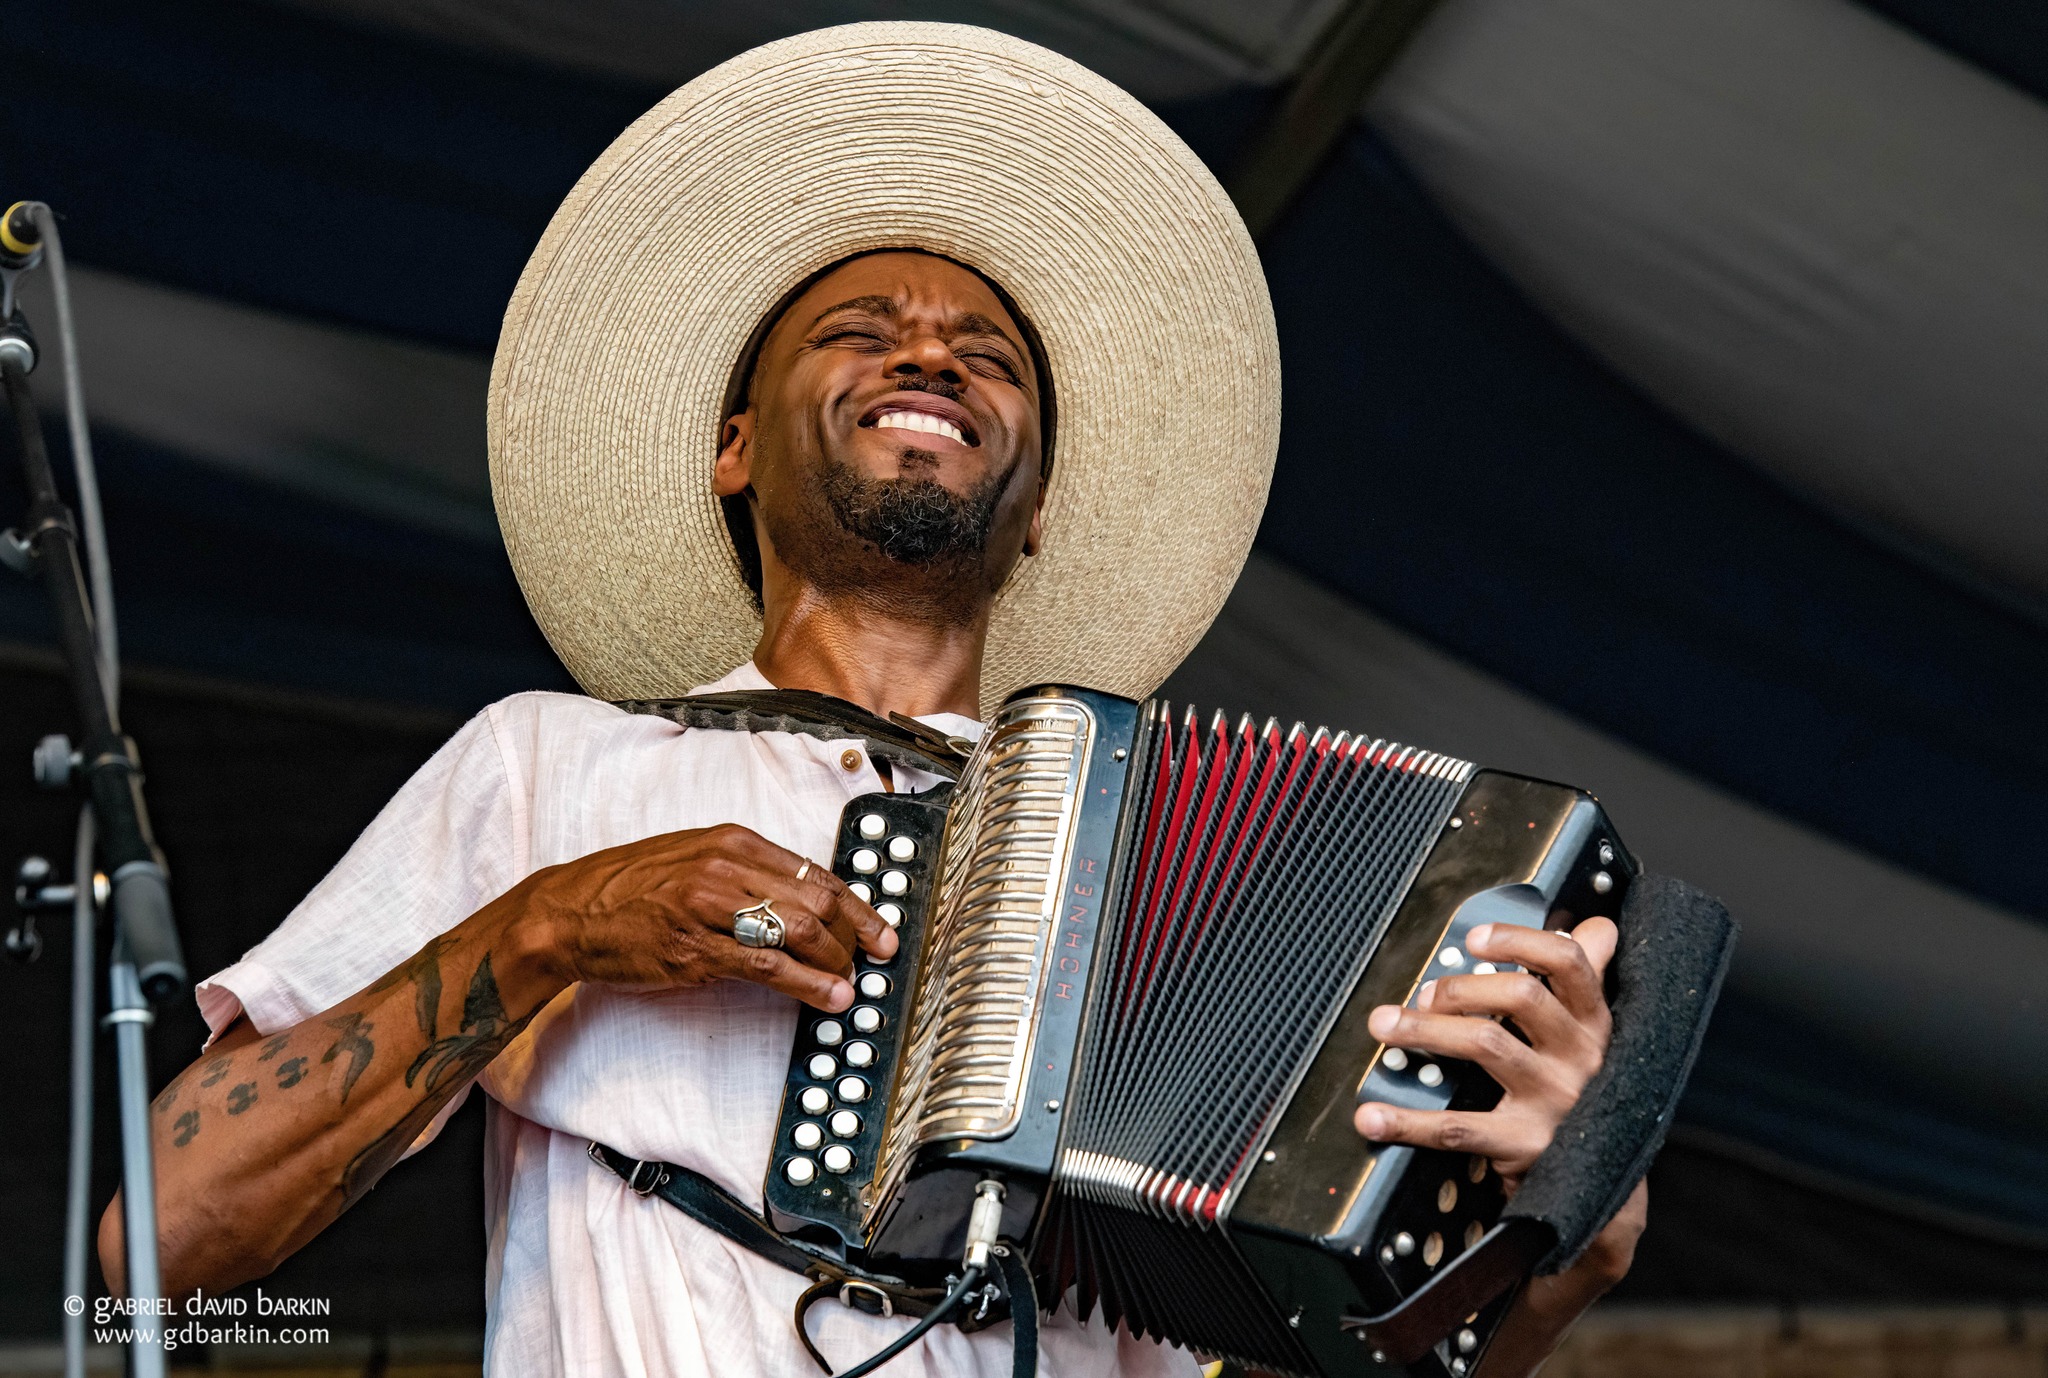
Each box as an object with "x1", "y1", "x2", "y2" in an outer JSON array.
[
  {"x1": 795, "y1": 860, "x2": 812, "y2": 884},
  {"x1": 732, "y1": 900, "x2": 786, "y2": 949}
]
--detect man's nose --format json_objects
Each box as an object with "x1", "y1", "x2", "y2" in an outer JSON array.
[{"x1": 883, "y1": 332, "x2": 966, "y2": 387}]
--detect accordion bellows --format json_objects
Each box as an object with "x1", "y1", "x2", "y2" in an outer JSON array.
[{"x1": 765, "y1": 687, "x2": 1678, "y2": 1377}]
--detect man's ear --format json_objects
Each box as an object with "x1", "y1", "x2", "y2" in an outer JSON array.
[
  {"x1": 714, "y1": 411, "x2": 755, "y2": 498},
  {"x1": 1022, "y1": 479, "x2": 1047, "y2": 557}
]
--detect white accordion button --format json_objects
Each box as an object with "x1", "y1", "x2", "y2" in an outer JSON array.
[
  {"x1": 858, "y1": 813, "x2": 888, "y2": 840},
  {"x1": 836, "y1": 1075, "x2": 869, "y2": 1103},
  {"x1": 829, "y1": 1109, "x2": 861, "y2": 1138},
  {"x1": 807, "y1": 1053, "x2": 837, "y2": 1080},
  {"x1": 792, "y1": 1122, "x2": 823, "y2": 1150},
  {"x1": 821, "y1": 1144, "x2": 854, "y2": 1174},
  {"x1": 880, "y1": 870, "x2": 910, "y2": 896},
  {"x1": 1418, "y1": 1063, "x2": 1444, "y2": 1088},
  {"x1": 886, "y1": 836, "x2": 916, "y2": 863},
  {"x1": 1381, "y1": 1047, "x2": 1408, "y2": 1072},
  {"x1": 851, "y1": 849, "x2": 881, "y2": 875},
  {"x1": 844, "y1": 1040, "x2": 876, "y2": 1068},
  {"x1": 857, "y1": 972, "x2": 890, "y2": 999},
  {"x1": 876, "y1": 902, "x2": 904, "y2": 928},
  {"x1": 1438, "y1": 947, "x2": 1464, "y2": 968},
  {"x1": 785, "y1": 1157, "x2": 817, "y2": 1185},
  {"x1": 848, "y1": 881, "x2": 873, "y2": 903},
  {"x1": 850, "y1": 1006, "x2": 883, "y2": 1034},
  {"x1": 813, "y1": 1020, "x2": 844, "y2": 1046},
  {"x1": 799, "y1": 1086, "x2": 830, "y2": 1116}
]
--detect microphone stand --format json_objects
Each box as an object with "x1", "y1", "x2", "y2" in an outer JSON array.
[{"x1": 2, "y1": 203, "x2": 183, "y2": 1378}]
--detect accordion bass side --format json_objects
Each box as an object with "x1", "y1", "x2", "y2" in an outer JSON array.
[{"x1": 764, "y1": 686, "x2": 1643, "y2": 1376}]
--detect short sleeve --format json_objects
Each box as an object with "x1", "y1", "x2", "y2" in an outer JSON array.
[{"x1": 195, "y1": 699, "x2": 529, "y2": 1042}]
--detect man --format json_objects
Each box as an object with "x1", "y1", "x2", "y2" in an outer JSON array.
[{"x1": 106, "y1": 23, "x2": 1643, "y2": 1377}]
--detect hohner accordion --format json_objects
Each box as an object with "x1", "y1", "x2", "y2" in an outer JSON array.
[{"x1": 763, "y1": 686, "x2": 1690, "y2": 1377}]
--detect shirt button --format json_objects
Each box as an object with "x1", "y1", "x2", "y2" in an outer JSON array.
[{"x1": 840, "y1": 749, "x2": 862, "y2": 772}]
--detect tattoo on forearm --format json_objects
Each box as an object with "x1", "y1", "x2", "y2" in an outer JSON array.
[
  {"x1": 226, "y1": 1083, "x2": 258, "y2": 1115},
  {"x1": 275, "y1": 1056, "x2": 308, "y2": 1089},
  {"x1": 339, "y1": 953, "x2": 527, "y2": 1207},
  {"x1": 199, "y1": 1056, "x2": 232, "y2": 1088},
  {"x1": 368, "y1": 936, "x2": 457, "y2": 1039},
  {"x1": 258, "y1": 1033, "x2": 292, "y2": 1061},
  {"x1": 405, "y1": 956, "x2": 511, "y2": 1095},
  {"x1": 321, "y1": 1013, "x2": 376, "y2": 1103},
  {"x1": 173, "y1": 1110, "x2": 199, "y2": 1147}
]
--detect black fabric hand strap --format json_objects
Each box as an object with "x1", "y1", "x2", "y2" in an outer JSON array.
[
  {"x1": 614, "y1": 688, "x2": 970, "y2": 779},
  {"x1": 1502, "y1": 872, "x2": 1739, "y2": 1271}
]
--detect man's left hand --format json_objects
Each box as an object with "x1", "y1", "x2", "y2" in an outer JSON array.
[
  {"x1": 1352, "y1": 917, "x2": 1640, "y2": 1376},
  {"x1": 1353, "y1": 917, "x2": 1617, "y2": 1176}
]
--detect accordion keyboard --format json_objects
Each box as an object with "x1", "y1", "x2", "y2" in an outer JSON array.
[{"x1": 762, "y1": 786, "x2": 950, "y2": 1251}]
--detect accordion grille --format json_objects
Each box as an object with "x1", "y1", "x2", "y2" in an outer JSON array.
[{"x1": 867, "y1": 694, "x2": 1095, "y2": 1219}]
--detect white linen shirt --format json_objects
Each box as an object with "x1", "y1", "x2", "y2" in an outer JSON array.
[{"x1": 196, "y1": 663, "x2": 1195, "y2": 1378}]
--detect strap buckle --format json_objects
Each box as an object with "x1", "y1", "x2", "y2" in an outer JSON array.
[
  {"x1": 587, "y1": 1140, "x2": 669, "y2": 1196},
  {"x1": 837, "y1": 1279, "x2": 895, "y2": 1319}
]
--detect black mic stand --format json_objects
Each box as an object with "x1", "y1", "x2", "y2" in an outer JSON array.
[{"x1": 2, "y1": 202, "x2": 183, "y2": 1378}]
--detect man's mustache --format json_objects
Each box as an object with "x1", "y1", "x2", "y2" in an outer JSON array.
[{"x1": 890, "y1": 375, "x2": 963, "y2": 402}]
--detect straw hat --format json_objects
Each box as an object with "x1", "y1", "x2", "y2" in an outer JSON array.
[{"x1": 489, "y1": 22, "x2": 1280, "y2": 716}]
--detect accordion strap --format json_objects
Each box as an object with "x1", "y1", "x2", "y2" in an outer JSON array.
[
  {"x1": 613, "y1": 688, "x2": 970, "y2": 780},
  {"x1": 585, "y1": 1142, "x2": 1035, "y2": 1375}
]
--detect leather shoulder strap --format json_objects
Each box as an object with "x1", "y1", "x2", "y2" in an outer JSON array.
[{"x1": 614, "y1": 688, "x2": 970, "y2": 779}]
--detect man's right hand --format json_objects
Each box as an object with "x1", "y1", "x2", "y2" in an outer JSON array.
[
  {"x1": 106, "y1": 821, "x2": 889, "y2": 1301},
  {"x1": 517, "y1": 822, "x2": 897, "y2": 1012}
]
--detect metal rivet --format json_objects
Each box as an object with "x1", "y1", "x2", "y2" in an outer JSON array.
[
  {"x1": 1379, "y1": 1245, "x2": 1395, "y2": 1265},
  {"x1": 1393, "y1": 1232, "x2": 1415, "y2": 1257},
  {"x1": 1263, "y1": 1150, "x2": 1278, "y2": 1162},
  {"x1": 1448, "y1": 817, "x2": 1463, "y2": 830},
  {"x1": 1372, "y1": 1351, "x2": 1387, "y2": 1363},
  {"x1": 1113, "y1": 748, "x2": 1127, "y2": 761},
  {"x1": 1045, "y1": 1099, "x2": 1060, "y2": 1112},
  {"x1": 1458, "y1": 1328, "x2": 1478, "y2": 1354},
  {"x1": 1451, "y1": 1359, "x2": 1468, "y2": 1375},
  {"x1": 1598, "y1": 841, "x2": 1615, "y2": 865},
  {"x1": 1592, "y1": 870, "x2": 1614, "y2": 894}
]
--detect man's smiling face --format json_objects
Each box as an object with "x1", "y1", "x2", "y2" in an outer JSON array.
[{"x1": 715, "y1": 251, "x2": 1047, "y2": 623}]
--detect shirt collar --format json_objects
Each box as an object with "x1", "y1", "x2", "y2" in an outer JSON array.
[{"x1": 691, "y1": 662, "x2": 985, "y2": 743}]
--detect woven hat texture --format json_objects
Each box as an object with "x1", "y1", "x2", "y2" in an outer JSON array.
[{"x1": 489, "y1": 22, "x2": 1281, "y2": 715}]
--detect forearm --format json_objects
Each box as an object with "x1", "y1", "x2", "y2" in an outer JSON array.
[{"x1": 101, "y1": 883, "x2": 568, "y2": 1297}]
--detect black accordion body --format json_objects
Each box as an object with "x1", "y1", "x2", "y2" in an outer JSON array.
[{"x1": 764, "y1": 686, "x2": 1646, "y2": 1376}]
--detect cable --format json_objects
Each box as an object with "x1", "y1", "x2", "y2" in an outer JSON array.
[
  {"x1": 21, "y1": 202, "x2": 118, "y2": 708},
  {"x1": 63, "y1": 807, "x2": 95, "y2": 1378},
  {"x1": 830, "y1": 1265, "x2": 985, "y2": 1378}
]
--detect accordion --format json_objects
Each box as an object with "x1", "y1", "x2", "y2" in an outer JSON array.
[{"x1": 763, "y1": 685, "x2": 1683, "y2": 1376}]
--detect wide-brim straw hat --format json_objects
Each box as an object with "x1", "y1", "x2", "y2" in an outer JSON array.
[{"x1": 489, "y1": 21, "x2": 1280, "y2": 716}]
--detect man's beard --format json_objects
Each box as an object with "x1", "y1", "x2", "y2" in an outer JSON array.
[{"x1": 762, "y1": 439, "x2": 1009, "y2": 625}]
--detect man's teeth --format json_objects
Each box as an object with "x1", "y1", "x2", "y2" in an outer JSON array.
[{"x1": 874, "y1": 409, "x2": 966, "y2": 444}]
